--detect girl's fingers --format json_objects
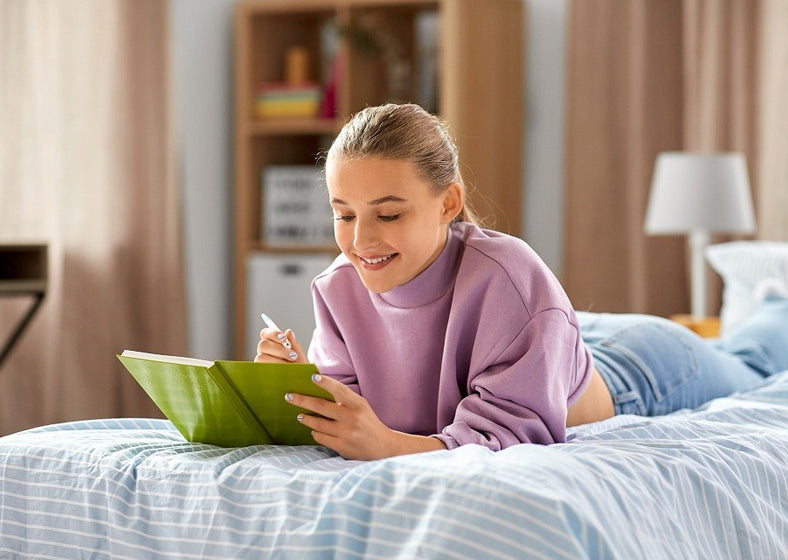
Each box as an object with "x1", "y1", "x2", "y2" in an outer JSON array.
[
  {"x1": 257, "y1": 328, "x2": 301, "y2": 362},
  {"x1": 296, "y1": 413, "x2": 340, "y2": 437},
  {"x1": 285, "y1": 376, "x2": 362, "y2": 422},
  {"x1": 254, "y1": 352, "x2": 288, "y2": 364},
  {"x1": 310, "y1": 374, "x2": 360, "y2": 406},
  {"x1": 287, "y1": 393, "x2": 343, "y2": 419},
  {"x1": 285, "y1": 330, "x2": 307, "y2": 361}
]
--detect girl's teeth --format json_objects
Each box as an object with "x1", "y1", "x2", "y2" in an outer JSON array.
[{"x1": 364, "y1": 254, "x2": 393, "y2": 264}]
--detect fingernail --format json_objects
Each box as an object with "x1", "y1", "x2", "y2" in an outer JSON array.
[
  {"x1": 277, "y1": 332, "x2": 287, "y2": 341},
  {"x1": 288, "y1": 351, "x2": 298, "y2": 360},
  {"x1": 296, "y1": 414, "x2": 304, "y2": 422},
  {"x1": 284, "y1": 393, "x2": 293, "y2": 402},
  {"x1": 312, "y1": 373, "x2": 322, "y2": 383}
]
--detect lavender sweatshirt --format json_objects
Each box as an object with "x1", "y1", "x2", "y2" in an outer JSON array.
[{"x1": 308, "y1": 222, "x2": 593, "y2": 450}]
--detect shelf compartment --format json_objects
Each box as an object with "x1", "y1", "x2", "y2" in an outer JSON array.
[
  {"x1": 237, "y1": 135, "x2": 331, "y2": 255},
  {"x1": 238, "y1": 6, "x2": 339, "y2": 123},
  {"x1": 345, "y1": 2, "x2": 439, "y2": 112}
]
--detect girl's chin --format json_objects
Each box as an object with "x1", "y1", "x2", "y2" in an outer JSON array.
[
  {"x1": 354, "y1": 266, "x2": 401, "y2": 293},
  {"x1": 356, "y1": 272, "x2": 398, "y2": 294}
]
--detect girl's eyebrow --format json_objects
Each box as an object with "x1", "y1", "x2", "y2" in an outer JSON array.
[{"x1": 330, "y1": 195, "x2": 407, "y2": 206}]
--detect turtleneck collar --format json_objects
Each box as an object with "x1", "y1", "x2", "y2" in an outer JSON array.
[{"x1": 374, "y1": 224, "x2": 463, "y2": 309}]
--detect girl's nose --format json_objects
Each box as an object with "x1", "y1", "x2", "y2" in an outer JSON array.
[{"x1": 353, "y1": 219, "x2": 379, "y2": 250}]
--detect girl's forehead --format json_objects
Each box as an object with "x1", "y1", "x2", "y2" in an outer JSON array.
[
  {"x1": 326, "y1": 157, "x2": 419, "y2": 187},
  {"x1": 327, "y1": 158, "x2": 427, "y2": 194},
  {"x1": 327, "y1": 156, "x2": 415, "y2": 174}
]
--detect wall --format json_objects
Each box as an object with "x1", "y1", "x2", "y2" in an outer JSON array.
[
  {"x1": 171, "y1": 0, "x2": 236, "y2": 360},
  {"x1": 171, "y1": 0, "x2": 567, "y2": 359},
  {"x1": 523, "y1": 0, "x2": 566, "y2": 277}
]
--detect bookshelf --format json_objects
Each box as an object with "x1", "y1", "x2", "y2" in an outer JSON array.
[{"x1": 233, "y1": 0, "x2": 525, "y2": 358}]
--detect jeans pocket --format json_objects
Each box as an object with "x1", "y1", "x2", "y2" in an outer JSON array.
[
  {"x1": 612, "y1": 390, "x2": 647, "y2": 416},
  {"x1": 602, "y1": 321, "x2": 700, "y2": 405}
]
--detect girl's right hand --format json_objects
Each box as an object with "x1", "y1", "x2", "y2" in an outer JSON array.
[{"x1": 255, "y1": 328, "x2": 307, "y2": 363}]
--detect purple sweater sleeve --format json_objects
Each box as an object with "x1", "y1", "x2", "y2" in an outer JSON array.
[
  {"x1": 434, "y1": 309, "x2": 581, "y2": 450},
  {"x1": 306, "y1": 285, "x2": 360, "y2": 394}
]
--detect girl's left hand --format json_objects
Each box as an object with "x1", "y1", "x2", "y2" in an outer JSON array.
[{"x1": 286, "y1": 374, "x2": 445, "y2": 460}]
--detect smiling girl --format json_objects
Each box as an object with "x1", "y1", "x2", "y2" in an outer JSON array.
[{"x1": 256, "y1": 103, "x2": 788, "y2": 460}]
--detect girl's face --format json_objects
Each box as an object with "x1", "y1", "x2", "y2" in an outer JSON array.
[{"x1": 326, "y1": 156, "x2": 461, "y2": 293}]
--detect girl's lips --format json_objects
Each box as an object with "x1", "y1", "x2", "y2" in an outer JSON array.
[{"x1": 357, "y1": 253, "x2": 398, "y2": 270}]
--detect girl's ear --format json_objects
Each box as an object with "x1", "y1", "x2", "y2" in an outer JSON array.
[{"x1": 440, "y1": 182, "x2": 464, "y2": 224}]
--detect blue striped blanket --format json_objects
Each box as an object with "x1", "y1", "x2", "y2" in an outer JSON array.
[{"x1": 1, "y1": 371, "x2": 787, "y2": 559}]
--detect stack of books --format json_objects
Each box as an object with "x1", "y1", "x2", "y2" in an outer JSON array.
[{"x1": 255, "y1": 83, "x2": 322, "y2": 118}]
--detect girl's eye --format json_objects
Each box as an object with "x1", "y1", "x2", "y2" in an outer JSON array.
[
  {"x1": 334, "y1": 214, "x2": 354, "y2": 222},
  {"x1": 379, "y1": 214, "x2": 400, "y2": 222}
]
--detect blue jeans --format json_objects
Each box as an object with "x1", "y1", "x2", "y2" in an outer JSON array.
[{"x1": 577, "y1": 295, "x2": 788, "y2": 417}]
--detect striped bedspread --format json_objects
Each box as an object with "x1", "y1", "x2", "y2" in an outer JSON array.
[{"x1": 1, "y1": 371, "x2": 787, "y2": 560}]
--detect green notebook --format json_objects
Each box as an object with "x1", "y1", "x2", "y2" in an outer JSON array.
[{"x1": 117, "y1": 350, "x2": 333, "y2": 447}]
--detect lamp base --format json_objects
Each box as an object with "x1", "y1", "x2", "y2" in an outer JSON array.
[{"x1": 689, "y1": 230, "x2": 711, "y2": 320}]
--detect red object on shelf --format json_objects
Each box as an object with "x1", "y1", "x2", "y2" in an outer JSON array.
[{"x1": 319, "y1": 53, "x2": 341, "y2": 119}]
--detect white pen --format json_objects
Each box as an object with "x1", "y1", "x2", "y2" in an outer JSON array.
[{"x1": 261, "y1": 313, "x2": 292, "y2": 350}]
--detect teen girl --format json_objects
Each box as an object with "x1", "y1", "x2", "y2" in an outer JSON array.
[{"x1": 256, "y1": 103, "x2": 788, "y2": 461}]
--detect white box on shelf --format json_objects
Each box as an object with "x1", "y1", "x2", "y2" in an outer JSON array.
[
  {"x1": 261, "y1": 165, "x2": 335, "y2": 247},
  {"x1": 245, "y1": 253, "x2": 335, "y2": 360}
]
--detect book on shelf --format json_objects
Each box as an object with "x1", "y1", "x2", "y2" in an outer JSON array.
[
  {"x1": 255, "y1": 82, "x2": 322, "y2": 119},
  {"x1": 117, "y1": 350, "x2": 333, "y2": 447},
  {"x1": 261, "y1": 165, "x2": 335, "y2": 247}
]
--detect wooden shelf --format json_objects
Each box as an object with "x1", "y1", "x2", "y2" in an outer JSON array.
[
  {"x1": 344, "y1": 0, "x2": 437, "y2": 8},
  {"x1": 245, "y1": 118, "x2": 342, "y2": 137},
  {"x1": 249, "y1": 243, "x2": 339, "y2": 255},
  {"x1": 233, "y1": 0, "x2": 525, "y2": 358}
]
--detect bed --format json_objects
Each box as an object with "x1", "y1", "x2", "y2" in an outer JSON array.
[{"x1": 1, "y1": 369, "x2": 787, "y2": 559}]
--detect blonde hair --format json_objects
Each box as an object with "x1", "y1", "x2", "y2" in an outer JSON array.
[{"x1": 325, "y1": 103, "x2": 479, "y2": 225}]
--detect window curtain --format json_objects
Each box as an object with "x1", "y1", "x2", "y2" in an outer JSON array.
[
  {"x1": 757, "y1": 0, "x2": 788, "y2": 241},
  {"x1": 563, "y1": 0, "x2": 788, "y2": 316},
  {"x1": 0, "y1": 1, "x2": 186, "y2": 435}
]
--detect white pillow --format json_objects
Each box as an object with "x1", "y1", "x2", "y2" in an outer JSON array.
[{"x1": 705, "y1": 241, "x2": 788, "y2": 335}]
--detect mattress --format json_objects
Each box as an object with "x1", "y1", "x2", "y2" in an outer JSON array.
[{"x1": 2, "y1": 371, "x2": 787, "y2": 559}]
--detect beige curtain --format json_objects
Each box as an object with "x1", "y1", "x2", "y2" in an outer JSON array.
[
  {"x1": 0, "y1": 1, "x2": 187, "y2": 435},
  {"x1": 563, "y1": 0, "x2": 787, "y2": 316},
  {"x1": 563, "y1": 0, "x2": 686, "y2": 316},
  {"x1": 757, "y1": 0, "x2": 788, "y2": 241}
]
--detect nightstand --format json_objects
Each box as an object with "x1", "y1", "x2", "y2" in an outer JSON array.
[
  {"x1": 0, "y1": 244, "x2": 48, "y2": 370},
  {"x1": 671, "y1": 314, "x2": 720, "y2": 338}
]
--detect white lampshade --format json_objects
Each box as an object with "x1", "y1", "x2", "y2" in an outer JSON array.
[
  {"x1": 644, "y1": 152, "x2": 756, "y2": 235},
  {"x1": 644, "y1": 151, "x2": 757, "y2": 320}
]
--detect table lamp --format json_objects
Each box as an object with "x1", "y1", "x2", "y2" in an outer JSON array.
[{"x1": 644, "y1": 152, "x2": 756, "y2": 319}]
